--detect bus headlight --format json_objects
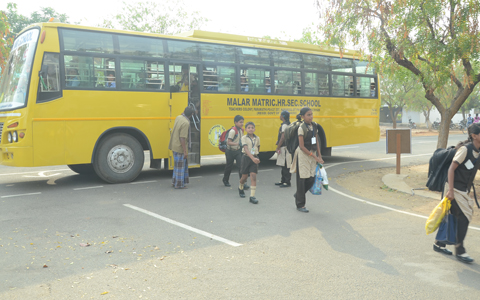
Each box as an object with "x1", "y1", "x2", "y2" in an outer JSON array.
[
  {"x1": 7, "y1": 132, "x2": 12, "y2": 143},
  {"x1": 12, "y1": 131, "x2": 18, "y2": 142}
]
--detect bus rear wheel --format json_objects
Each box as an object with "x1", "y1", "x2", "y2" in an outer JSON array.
[
  {"x1": 258, "y1": 151, "x2": 275, "y2": 161},
  {"x1": 68, "y1": 163, "x2": 95, "y2": 175},
  {"x1": 93, "y1": 133, "x2": 144, "y2": 183}
]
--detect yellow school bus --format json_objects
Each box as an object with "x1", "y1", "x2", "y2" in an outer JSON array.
[{"x1": 0, "y1": 22, "x2": 380, "y2": 183}]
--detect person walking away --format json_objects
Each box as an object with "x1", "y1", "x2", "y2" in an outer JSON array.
[
  {"x1": 467, "y1": 114, "x2": 473, "y2": 127},
  {"x1": 168, "y1": 106, "x2": 195, "y2": 189},
  {"x1": 238, "y1": 122, "x2": 260, "y2": 204},
  {"x1": 222, "y1": 115, "x2": 248, "y2": 190},
  {"x1": 433, "y1": 123, "x2": 480, "y2": 263},
  {"x1": 290, "y1": 107, "x2": 324, "y2": 213},
  {"x1": 275, "y1": 110, "x2": 292, "y2": 187}
]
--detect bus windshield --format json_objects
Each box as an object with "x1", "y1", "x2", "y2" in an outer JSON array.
[{"x1": 0, "y1": 28, "x2": 39, "y2": 111}]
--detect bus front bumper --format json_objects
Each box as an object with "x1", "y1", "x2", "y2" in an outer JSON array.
[{"x1": 0, "y1": 146, "x2": 33, "y2": 167}]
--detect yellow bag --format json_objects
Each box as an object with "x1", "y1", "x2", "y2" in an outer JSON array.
[{"x1": 425, "y1": 197, "x2": 451, "y2": 234}]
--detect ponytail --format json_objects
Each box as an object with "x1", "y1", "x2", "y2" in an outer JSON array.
[{"x1": 296, "y1": 106, "x2": 312, "y2": 122}]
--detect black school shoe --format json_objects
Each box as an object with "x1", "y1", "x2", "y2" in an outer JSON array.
[
  {"x1": 249, "y1": 197, "x2": 258, "y2": 204},
  {"x1": 275, "y1": 182, "x2": 284, "y2": 186},
  {"x1": 297, "y1": 207, "x2": 309, "y2": 213},
  {"x1": 456, "y1": 253, "x2": 474, "y2": 264},
  {"x1": 222, "y1": 179, "x2": 231, "y2": 187},
  {"x1": 433, "y1": 244, "x2": 452, "y2": 255},
  {"x1": 243, "y1": 184, "x2": 250, "y2": 190},
  {"x1": 239, "y1": 188, "x2": 245, "y2": 198},
  {"x1": 280, "y1": 183, "x2": 291, "y2": 188}
]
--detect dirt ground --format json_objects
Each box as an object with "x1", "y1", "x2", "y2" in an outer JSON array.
[{"x1": 335, "y1": 127, "x2": 480, "y2": 226}]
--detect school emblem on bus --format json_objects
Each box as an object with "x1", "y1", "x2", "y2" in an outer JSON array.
[{"x1": 208, "y1": 124, "x2": 225, "y2": 147}]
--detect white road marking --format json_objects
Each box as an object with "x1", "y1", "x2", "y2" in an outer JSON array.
[
  {"x1": 0, "y1": 169, "x2": 70, "y2": 176},
  {"x1": 333, "y1": 146, "x2": 359, "y2": 149},
  {"x1": 73, "y1": 186, "x2": 104, "y2": 191},
  {"x1": 189, "y1": 176, "x2": 202, "y2": 179},
  {"x1": 1, "y1": 192, "x2": 41, "y2": 198},
  {"x1": 326, "y1": 155, "x2": 480, "y2": 231},
  {"x1": 24, "y1": 171, "x2": 62, "y2": 178},
  {"x1": 130, "y1": 180, "x2": 157, "y2": 184},
  {"x1": 258, "y1": 169, "x2": 273, "y2": 172},
  {"x1": 123, "y1": 204, "x2": 243, "y2": 247}
]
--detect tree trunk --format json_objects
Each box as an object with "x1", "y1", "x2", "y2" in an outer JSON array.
[{"x1": 436, "y1": 117, "x2": 451, "y2": 149}]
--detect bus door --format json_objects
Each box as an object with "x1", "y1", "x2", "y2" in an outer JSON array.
[{"x1": 168, "y1": 63, "x2": 201, "y2": 169}]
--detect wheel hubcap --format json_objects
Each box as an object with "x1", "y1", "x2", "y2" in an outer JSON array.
[{"x1": 107, "y1": 145, "x2": 135, "y2": 173}]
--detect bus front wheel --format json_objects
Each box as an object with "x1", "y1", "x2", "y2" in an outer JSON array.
[
  {"x1": 93, "y1": 133, "x2": 144, "y2": 183},
  {"x1": 68, "y1": 163, "x2": 95, "y2": 175}
]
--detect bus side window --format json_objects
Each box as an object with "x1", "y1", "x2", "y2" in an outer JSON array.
[{"x1": 37, "y1": 53, "x2": 62, "y2": 103}]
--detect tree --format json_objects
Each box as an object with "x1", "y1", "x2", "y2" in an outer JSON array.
[
  {"x1": 99, "y1": 0, "x2": 208, "y2": 35},
  {"x1": 0, "y1": 11, "x2": 14, "y2": 78},
  {"x1": 5, "y1": 3, "x2": 72, "y2": 36},
  {"x1": 381, "y1": 69, "x2": 419, "y2": 128},
  {"x1": 319, "y1": 1, "x2": 480, "y2": 148}
]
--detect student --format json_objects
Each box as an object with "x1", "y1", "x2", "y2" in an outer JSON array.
[
  {"x1": 106, "y1": 71, "x2": 116, "y2": 88},
  {"x1": 66, "y1": 68, "x2": 80, "y2": 87},
  {"x1": 433, "y1": 123, "x2": 480, "y2": 263},
  {"x1": 290, "y1": 107, "x2": 324, "y2": 213},
  {"x1": 275, "y1": 110, "x2": 292, "y2": 187},
  {"x1": 467, "y1": 114, "x2": 473, "y2": 127},
  {"x1": 238, "y1": 122, "x2": 260, "y2": 204},
  {"x1": 223, "y1": 115, "x2": 248, "y2": 190},
  {"x1": 168, "y1": 106, "x2": 195, "y2": 189}
]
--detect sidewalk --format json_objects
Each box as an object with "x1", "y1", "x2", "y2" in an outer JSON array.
[{"x1": 382, "y1": 173, "x2": 438, "y2": 199}]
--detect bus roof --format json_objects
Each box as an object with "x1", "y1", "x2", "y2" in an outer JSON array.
[{"x1": 21, "y1": 22, "x2": 361, "y2": 59}]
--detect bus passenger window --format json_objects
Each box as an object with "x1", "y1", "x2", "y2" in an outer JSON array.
[
  {"x1": 120, "y1": 60, "x2": 164, "y2": 90},
  {"x1": 332, "y1": 75, "x2": 353, "y2": 97},
  {"x1": 275, "y1": 70, "x2": 300, "y2": 95},
  {"x1": 202, "y1": 66, "x2": 236, "y2": 93},
  {"x1": 240, "y1": 68, "x2": 270, "y2": 94},
  {"x1": 203, "y1": 66, "x2": 218, "y2": 91}
]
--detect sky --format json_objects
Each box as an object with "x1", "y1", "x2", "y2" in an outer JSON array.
[{"x1": 2, "y1": 0, "x2": 321, "y2": 40}]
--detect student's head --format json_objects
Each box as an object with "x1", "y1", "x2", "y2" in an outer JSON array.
[
  {"x1": 106, "y1": 72, "x2": 115, "y2": 81},
  {"x1": 184, "y1": 106, "x2": 195, "y2": 117},
  {"x1": 245, "y1": 121, "x2": 255, "y2": 134},
  {"x1": 467, "y1": 123, "x2": 480, "y2": 143},
  {"x1": 280, "y1": 110, "x2": 290, "y2": 124},
  {"x1": 234, "y1": 115, "x2": 244, "y2": 128},
  {"x1": 68, "y1": 68, "x2": 78, "y2": 75},
  {"x1": 296, "y1": 106, "x2": 313, "y2": 123}
]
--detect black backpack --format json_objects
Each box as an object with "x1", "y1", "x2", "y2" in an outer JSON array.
[
  {"x1": 426, "y1": 145, "x2": 480, "y2": 208},
  {"x1": 284, "y1": 121, "x2": 317, "y2": 154},
  {"x1": 426, "y1": 146, "x2": 456, "y2": 192}
]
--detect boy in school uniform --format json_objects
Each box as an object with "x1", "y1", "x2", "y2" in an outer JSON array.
[
  {"x1": 222, "y1": 115, "x2": 248, "y2": 190},
  {"x1": 238, "y1": 122, "x2": 260, "y2": 204}
]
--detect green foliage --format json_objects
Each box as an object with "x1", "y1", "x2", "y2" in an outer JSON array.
[
  {"x1": 318, "y1": 0, "x2": 480, "y2": 147},
  {"x1": 99, "y1": 0, "x2": 208, "y2": 35},
  {"x1": 0, "y1": 11, "x2": 14, "y2": 78},
  {"x1": 5, "y1": 3, "x2": 72, "y2": 35}
]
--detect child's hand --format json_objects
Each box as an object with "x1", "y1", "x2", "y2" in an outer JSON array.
[
  {"x1": 254, "y1": 158, "x2": 260, "y2": 164},
  {"x1": 446, "y1": 189, "x2": 454, "y2": 200}
]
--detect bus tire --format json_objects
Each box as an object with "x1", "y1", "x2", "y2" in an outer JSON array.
[
  {"x1": 93, "y1": 133, "x2": 144, "y2": 183},
  {"x1": 258, "y1": 151, "x2": 275, "y2": 161},
  {"x1": 68, "y1": 163, "x2": 95, "y2": 175}
]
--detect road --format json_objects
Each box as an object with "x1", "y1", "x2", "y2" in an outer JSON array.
[{"x1": 2, "y1": 133, "x2": 480, "y2": 299}]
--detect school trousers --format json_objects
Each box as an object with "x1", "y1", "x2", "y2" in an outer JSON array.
[
  {"x1": 223, "y1": 148, "x2": 242, "y2": 182},
  {"x1": 295, "y1": 157, "x2": 315, "y2": 208}
]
